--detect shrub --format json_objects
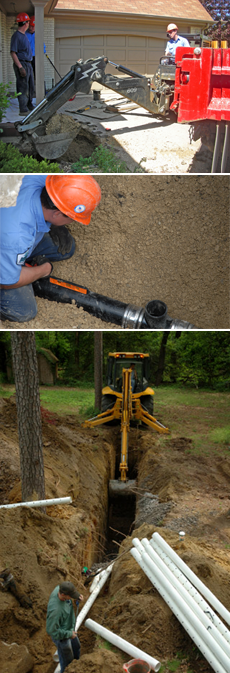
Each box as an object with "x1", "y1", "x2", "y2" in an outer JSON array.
[
  {"x1": 71, "y1": 144, "x2": 128, "y2": 173},
  {"x1": 0, "y1": 83, "x2": 19, "y2": 125},
  {"x1": 0, "y1": 141, "x2": 61, "y2": 173}
]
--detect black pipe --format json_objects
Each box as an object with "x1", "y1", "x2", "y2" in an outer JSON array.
[{"x1": 33, "y1": 275, "x2": 194, "y2": 329}]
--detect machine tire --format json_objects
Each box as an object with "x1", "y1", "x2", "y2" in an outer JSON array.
[
  {"x1": 101, "y1": 394, "x2": 115, "y2": 413},
  {"x1": 141, "y1": 395, "x2": 154, "y2": 416}
]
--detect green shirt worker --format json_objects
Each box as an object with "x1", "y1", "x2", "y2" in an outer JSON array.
[{"x1": 46, "y1": 581, "x2": 83, "y2": 673}]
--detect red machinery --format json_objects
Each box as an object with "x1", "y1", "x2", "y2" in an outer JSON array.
[{"x1": 171, "y1": 46, "x2": 230, "y2": 172}]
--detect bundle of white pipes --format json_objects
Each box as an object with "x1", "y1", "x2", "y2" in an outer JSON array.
[{"x1": 130, "y1": 533, "x2": 230, "y2": 673}]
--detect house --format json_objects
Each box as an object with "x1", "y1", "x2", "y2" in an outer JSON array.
[
  {"x1": 0, "y1": 0, "x2": 212, "y2": 104},
  {"x1": 5, "y1": 347, "x2": 58, "y2": 385},
  {"x1": 37, "y1": 347, "x2": 59, "y2": 385}
]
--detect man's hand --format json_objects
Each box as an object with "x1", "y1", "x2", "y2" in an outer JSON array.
[
  {"x1": 19, "y1": 66, "x2": 26, "y2": 77},
  {"x1": 0, "y1": 262, "x2": 52, "y2": 290},
  {"x1": 27, "y1": 255, "x2": 53, "y2": 275},
  {"x1": 71, "y1": 631, "x2": 78, "y2": 639},
  {"x1": 49, "y1": 225, "x2": 73, "y2": 255}
]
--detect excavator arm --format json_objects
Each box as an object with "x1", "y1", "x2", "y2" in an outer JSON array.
[
  {"x1": 15, "y1": 56, "x2": 108, "y2": 159},
  {"x1": 14, "y1": 48, "x2": 230, "y2": 170},
  {"x1": 14, "y1": 54, "x2": 174, "y2": 159}
]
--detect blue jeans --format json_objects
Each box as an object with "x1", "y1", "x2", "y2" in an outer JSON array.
[
  {"x1": 0, "y1": 232, "x2": 75, "y2": 323},
  {"x1": 52, "y1": 636, "x2": 80, "y2": 673},
  {"x1": 13, "y1": 60, "x2": 34, "y2": 112}
]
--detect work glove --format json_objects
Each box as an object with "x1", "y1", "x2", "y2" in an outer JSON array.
[
  {"x1": 49, "y1": 224, "x2": 73, "y2": 255},
  {"x1": 26, "y1": 255, "x2": 53, "y2": 277},
  {"x1": 19, "y1": 66, "x2": 26, "y2": 77}
]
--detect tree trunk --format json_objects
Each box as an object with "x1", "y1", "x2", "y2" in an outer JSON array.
[
  {"x1": 94, "y1": 332, "x2": 103, "y2": 410},
  {"x1": 74, "y1": 331, "x2": 80, "y2": 370},
  {"x1": 155, "y1": 332, "x2": 170, "y2": 386},
  {"x1": 11, "y1": 332, "x2": 46, "y2": 504}
]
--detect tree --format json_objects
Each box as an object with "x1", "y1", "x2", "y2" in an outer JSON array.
[
  {"x1": 155, "y1": 332, "x2": 170, "y2": 386},
  {"x1": 94, "y1": 332, "x2": 103, "y2": 410},
  {"x1": 11, "y1": 332, "x2": 46, "y2": 503}
]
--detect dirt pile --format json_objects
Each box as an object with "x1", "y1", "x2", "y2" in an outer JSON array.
[
  {"x1": 0, "y1": 397, "x2": 115, "y2": 673},
  {"x1": 1, "y1": 398, "x2": 230, "y2": 673}
]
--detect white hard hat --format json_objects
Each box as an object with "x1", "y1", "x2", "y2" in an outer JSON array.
[{"x1": 167, "y1": 23, "x2": 178, "y2": 31}]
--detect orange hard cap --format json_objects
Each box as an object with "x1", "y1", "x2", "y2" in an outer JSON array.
[
  {"x1": 29, "y1": 16, "x2": 35, "y2": 27},
  {"x1": 17, "y1": 12, "x2": 30, "y2": 23},
  {"x1": 167, "y1": 23, "x2": 178, "y2": 31},
  {"x1": 45, "y1": 175, "x2": 101, "y2": 224}
]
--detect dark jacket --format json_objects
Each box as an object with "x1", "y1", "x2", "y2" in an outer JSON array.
[{"x1": 46, "y1": 586, "x2": 79, "y2": 641}]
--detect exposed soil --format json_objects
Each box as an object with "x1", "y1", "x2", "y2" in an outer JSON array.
[
  {"x1": 0, "y1": 175, "x2": 229, "y2": 330},
  {"x1": 1, "y1": 395, "x2": 230, "y2": 673}
]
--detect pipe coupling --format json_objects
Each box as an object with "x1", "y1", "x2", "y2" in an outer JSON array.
[{"x1": 122, "y1": 304, "x2": 145, "y2": 329}]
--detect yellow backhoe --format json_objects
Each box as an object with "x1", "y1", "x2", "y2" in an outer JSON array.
[{"x1": 83, "y1": 353, "x2": 169, "y2": 496}]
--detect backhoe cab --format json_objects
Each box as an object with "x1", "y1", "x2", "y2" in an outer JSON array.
[{"x1": 83, "y1": 353, "x2": 169, "y2": 496}]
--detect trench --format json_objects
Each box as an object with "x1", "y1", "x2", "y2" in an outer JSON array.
[
  {"x1": 78, "y1": 427, "x2": 140, "y2": 658},
  {"x1": 106, "y1": 427, "x2": 139, "y2": 557}
]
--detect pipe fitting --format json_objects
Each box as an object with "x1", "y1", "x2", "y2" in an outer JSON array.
[{"x1": 144, "y1": 300, "x2": 167, "y2": 329}]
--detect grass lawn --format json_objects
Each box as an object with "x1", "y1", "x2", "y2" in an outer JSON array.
[{"x1": 1, "y1": 384, "x2": 230, "y2": 451}]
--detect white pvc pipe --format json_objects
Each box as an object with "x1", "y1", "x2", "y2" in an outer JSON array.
[
  {"x1": 75, "y1": 563, "x2": 114, "y2": 631},
  {"x1": 85, "y1": 618, "x2": 161, "y2": 671},
  {"x1": 139, "y1": 538, "x2": 230, "y2": 661},
  {"x1": 150, "y1": 537, "x2": 230, "y2": 646},
  {"x1": 0, "y1": 497, "x2": 72, "y2": 510},
  {"x1": 89, "y1": 568, "x2": 103, "y2": 593},
  {"x1": 131, "y1": 547, "x2": 227, "y2": 673},
  {"x1": 152, "y1": 532, "x2": 230, "y2": 627}
]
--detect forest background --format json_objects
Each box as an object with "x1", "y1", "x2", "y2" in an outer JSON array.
[{"x1": 0, "y1": 331, "x2": 229, "y2": 392}]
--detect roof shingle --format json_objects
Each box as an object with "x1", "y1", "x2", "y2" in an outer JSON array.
[{"x1": 54, "y1": 0, "x2": 211, "y2": 21}]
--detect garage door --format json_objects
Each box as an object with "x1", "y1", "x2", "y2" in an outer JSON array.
[{"x1": 56, "y1": 34, "x2": 165, "y2": 79}]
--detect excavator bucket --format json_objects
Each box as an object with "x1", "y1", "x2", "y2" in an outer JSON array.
[
  {"x1": 109, "y1": 479, "x2": 136, "y2": 497},
  {"x1": 33, "y1": 132, "x2": 75, "y2": 160}
]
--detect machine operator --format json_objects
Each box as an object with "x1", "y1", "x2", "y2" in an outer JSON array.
[{"x1": 165, "y1": 23, "x2": 190, "y2": 61}]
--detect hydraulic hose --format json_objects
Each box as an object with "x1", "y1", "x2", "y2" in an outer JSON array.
[
  {"x1": 108, "y1": 61, "x2": 146, "y2": 79},
  {"x1": 33, "y1": 275, "x2": 195, "y2": 330}
]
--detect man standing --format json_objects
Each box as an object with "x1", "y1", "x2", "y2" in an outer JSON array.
[
  {"x1": 46, "y1": 581, "x2": 83, "y2": 673},
  {"x1": 10, "y1": 12, "x2": 34, "y2": 115},
  {"x1": 165, "y1": 24, "x2": 190, "y2": 61},
  {"x1": 0, "y1": 175, "x2": 101, "y2": 322},
  {"x1": 26, "y1": 16, "x2": 46, "y2": 79}
]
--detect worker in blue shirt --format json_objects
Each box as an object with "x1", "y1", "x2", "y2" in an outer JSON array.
[
  {"x1": 165, "y1": 24, "x2": 190, "y2": 61},
  {"x1": 0, "y1": 175, "x2": 101, "y2": 323},
  {"x1": 10, "y1": 12, "x2": 34, "y2": 115},
  {"x1": 26, "y1": 16, "x2": 46, "y2": 79}
]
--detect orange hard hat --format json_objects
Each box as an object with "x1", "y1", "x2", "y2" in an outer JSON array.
[
  {"x1": 167, "y1": 23, "x2": 178, "y2": 31},
  {"x1": 45, "y1": 175, "x2": 101, "y2": 225},
  {"x1": 17, "y1": 12, "x2": 30, "y2": 23},
  {"x1": 29, "y1": 16, "x2": 35, "y2": 27}
]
